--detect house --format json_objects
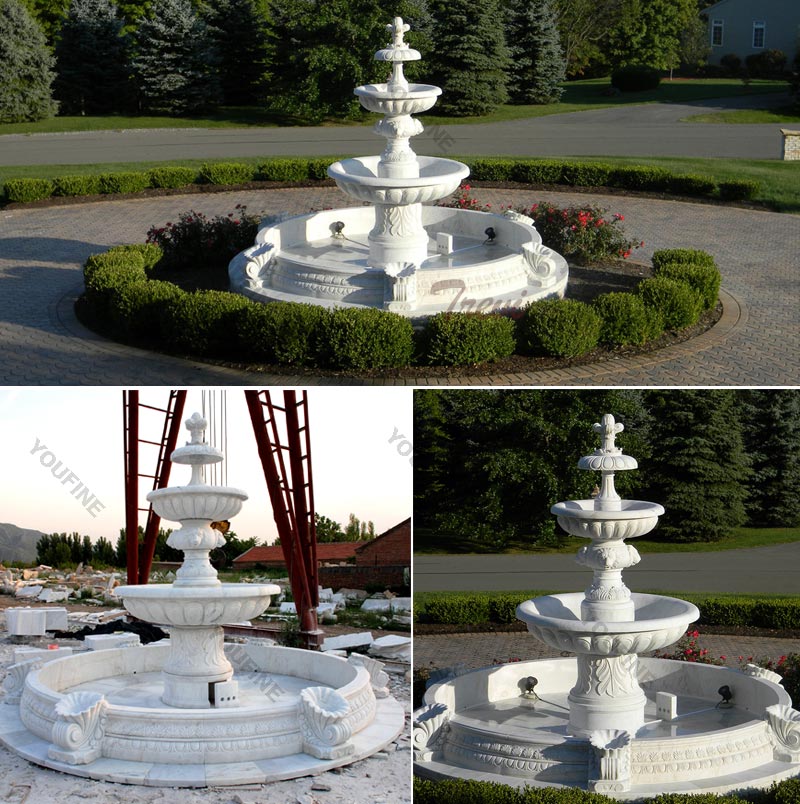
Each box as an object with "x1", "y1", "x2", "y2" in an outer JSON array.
[
  {"x1": 232, "y1": 541, "x2": 359, "y2": 570},
  {"x1": 704, "y1": 0, "x2": 799, "y2": 66}
]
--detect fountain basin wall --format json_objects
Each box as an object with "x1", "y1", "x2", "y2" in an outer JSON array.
[
  {"x1": 230, "y1": 206, "x2": 568, "y2": 316},
  {"x1": 19, "y1": 644, "x2": 378, "y2": 764}
]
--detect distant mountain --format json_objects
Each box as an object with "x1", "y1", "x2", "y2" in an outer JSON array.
[{"x1": 0, "y1": 523, "x2": 44, "y2": 564}]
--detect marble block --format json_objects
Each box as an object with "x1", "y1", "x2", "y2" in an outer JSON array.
[
  {"x1": 6, "y1": 607, "x2": 47, "y2": 636},
  {"x1": 369, "y1": 635, "x2": 411, "y2": 662},
  {"x1": 40, "y1": 608, "x2": 69, "y2": 631},
  {"x1": 657, "y1": 691, "x2": 678, "y2": 720},
  {"x1": 321, "y1": 632, "x2": 374, "y2": 652},
  {"x1": 390, "y1": 597, "x2": 412, "y2": 613},
  {"x1": 14, "y1": 646, "x2": 73, "y2": 663},
  {"x1": 85, "y1": 633, "x2": 141, "y2": 651},
  {"x1": 15, "y1": 585, "x2": 43, "y2": 599},
  {"x1": 360, "y1": 599, "x2": 392, "y2": 613},
  {"x1": 279, "y1": 602, "x2": 297, "y2": 615},
  {"x1": 38, "y1": 588, "x2": 71, "y2": 603}
]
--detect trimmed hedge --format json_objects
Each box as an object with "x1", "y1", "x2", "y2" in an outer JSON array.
[
  {"x1": 316, "y1": 307, "x2": 414, "y2": 370},
  {"x1": 4, "y1": 177, "x2": 54, "y2": 203},
  {"x1": 53, "y1": 175, "x2": 102, "y2": 197},
  {"x1": 652, "y1": 248, "x2": 716, "y2": 271},
  {"x1": 517, "y1": 299, "x2": 602, "y2": 358},
  {"x1": 638, "y1": 276, "x2": 704, "y2": 330},
  {"x1": 257, "y1": 158, "x2": 310, "y2": 182},
  {"x1": 666, "y1": 173, "x2": 716, "y2": 196},
  {"x1": 511, "y1": 160, "x2": 564, "y2": 185},
  {"x1": 239, "y1": 301, "x2": 327, "y2": 366},
  {"x1": 98, "y1": 172, "x2": 150, "y2": 195},
  {"x1": 593, "y1": 292, "x2": 664, "y2": 346},
  {"x1": 147, "y1": 166, "x2": 198, "y2": 189},
  {"x1": 719, "y1": 180, "x2": 760, "y2": 201},
  {"x1": 110, "y1": 279, "x2": 184, "y2": 343},
  {"x1": 467, "y1": 158, "x2": 516, "y2": 182},
  {"x1": 83, "y1": 249, "x2": 148, "y2": 318},
  {"x1": 561, "y1": 162, "x2": 614, "y2": 188},
  {"x1": 199, "y1": 162, "x2": 256, "y2": 185},
  {"x1": 653, "y1": 261, "x2": 721, "y2": 311},
  {"x1": 607, "y1": 165, "x2": 672, "y2": 192},
  {"x1": 420, "y1": 313, "x2": 516, "y2": 366}
]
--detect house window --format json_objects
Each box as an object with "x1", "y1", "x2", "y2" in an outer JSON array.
[
  {"x1": 753, "y1": 21, "x2": 765, "y2": 49},
  {"x1": 711, "y1": 19, "x2": 724, "y2": 47}
]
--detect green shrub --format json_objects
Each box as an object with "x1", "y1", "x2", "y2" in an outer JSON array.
[
  {"x1": 607, "y1": 165, "x2": 671, "y2": 192},
  {"x1": 666, "y1": 173, "x2": 716, "y2": 197},
  {"x1": 316, "y1": 307, "x2": 414, "y2": 370},
  {"x1": 510, "y1": 160, "x2": 564, "y2": 185},
  {"x1": 488, "y1": 594, "x2": 528, "y2": 625},
  {"x1": 307, "y1": 158, "x2": 334, "y2": 181},
  {"x1": 83, "y1": 248, "x2": 148, "y2": 320},
  {"x1": 199, "y1": 161, "x2": 256, "y2": 185},
  {"x1": 4, "y1": 177, "x2": 54, "y2": 203},
  {"x1": 517, "y1": 298, "x2": 602, "y2": 357},
  {"x1": 414, "y1": 778, "x2": 615, "y2": 804},
  {"x1": 161, "y1": 290, "x2": 252, "y2": 356},
  {"x1": 651, "y1": 248, "x2": 716, "y2": 271},
  {"x1": 256, "y1": 158, "x2": 310, "y2": 182},
  {"x1": 98, "y1": 171, "x2": 150, "y2": 194},
  {"x1": 638, "y1": 276, "x2": 703, "y2": 330},
  {"x1": 110, "y1": 280, "x2": 185, "y2": 342},
  {"x1": 561, "y1": 162, "x2": 614, "y2": 188},
  {"x1": 649, "y1": 795, "x2": 748, "y2": 804},
  {"x1": 465, "y1": 158, "x2": 514, "y2": 181},
  {"x1": 593, "y1": 292, "x2": 664, "y2": 346},
  {"x1": 611, "y1": 64, "x2": 661, "y2": 91},
  {"x1": 745, "y1": 49, "x2": 787, "y2": 78},
  {"x1": 720, "y1": 53, "x2": 741, "y2": 75},
  {"x1": 424, "y1": 594, "x2": 491, "y2": 625},
  {"x1": 719, "y1": 180, "x2": 760, "y2": 201},
  {"x1": 421, "y1": 313, "x2": 516, "y2": 366},
  {"x1": 696, "y1": 597, "x2": 754, "y2": 628},
  {"x1": 752, "y1": 599, "x2": 800, "y2": 630},
  {"x1": 773, "y1": 778, "x2": 800, "y2": 804},
  {"x1": 52, "y1": 175, "x2": 101, "y2": 197},
  {"x1": 108, "y1": 243, "x2": 164, "y2": 273},
  {"x1": 238, "y1": 302, "x2": 327, "y2": 365},
  {"x1": 147, "y1": 166, "x2": 198, "y2": 189},
  {"x1": 653, "y1": 261, "x2": 721, "y2": 311}
]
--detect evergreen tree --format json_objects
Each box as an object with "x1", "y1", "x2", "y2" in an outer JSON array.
[
  {"x1": 92, "y1": 536, "x2": 117, "y2": 566},
  {"x1": 0, "y1": 0, "x2": 57, "y2": 122},
  {"x1": 269, "y1": 0, "x2": 432, "y2": 122},
  {"x1": 20, "y1": 0, "x2": 69, "y2": 42},
  {"x1": 739, "y1": 390, "x2": 800, "y2": 528},
  {"x1": 54, "y1": 0, "x2": 131, "y2": 114},
  {"x1": 427, "y1": 0, "x2": 509, "y2": 116},
  {"x1": 505, "y1": 0, "x2": 566, "y2": 104},
  {"x1": 642, "y1": 390, "x2": 749, "y2": 542},
  {"x1": 203, "y1": 0, "x2": 271, "y2": 106},
  {"x1": 132, "y1": 0, "x2": 221, "y2": 114}
]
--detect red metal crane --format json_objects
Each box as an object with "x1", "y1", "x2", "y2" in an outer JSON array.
[{"x1": 123, "y1": 390, "x2": 321, "y2": 648}]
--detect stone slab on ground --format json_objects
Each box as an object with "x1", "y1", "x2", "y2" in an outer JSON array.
[{"x1": 321, "y1": 632, "x2": 374, "y2": 652}]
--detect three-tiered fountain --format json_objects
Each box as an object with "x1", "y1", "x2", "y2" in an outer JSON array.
[
  {"x1": 229, "y1": 17, "x2": 568, "y2": 316},
  {"x1": 414, "y1": 414, "x2": 800, "y2": 797},
  {"x1": 0, "y1": 414, "x2": 403, "y2": 787}
]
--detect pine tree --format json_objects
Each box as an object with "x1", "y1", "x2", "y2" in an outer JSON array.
[
  {"x1": 739, "y1": 390, "x2": 800, "y2": 527},
  {"x1": 505, "y1": 0, "x2": 566, "y2": 104},
  {"x1": 643, "y1": 390, "x2": 749, "y2": 542},
  {"x1": 132, "y1": 0, "x2": 221, "y2": 115},
  {"x1": 203, "y1": 0, "x2": 271, "y2": 106},
  {"x1": 427, "y1": 0, "x2": 509, "y2": 116},
  {"x1": 54, "y1": 0, "x2": 131, "y2": 115},
  {"x1": 0, "y1": 0, "x2": 57, "y2": 122}
]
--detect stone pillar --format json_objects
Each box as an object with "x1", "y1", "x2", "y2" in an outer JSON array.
[{"x1": 781, "y1": 130, "x2": 800, "y2": 161}]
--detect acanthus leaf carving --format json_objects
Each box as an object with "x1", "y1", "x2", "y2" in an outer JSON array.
[
  {"x1": 299, "y1": 686, "x2": 354, "y2": 760},
  {"x1": 413, "y1": 702, "x2": 450, "y2": 761},
  {"x1": 48, "y1": 691, "x2": 108, "y2": 765}
]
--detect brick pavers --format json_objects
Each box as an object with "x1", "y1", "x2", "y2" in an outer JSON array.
[
  {"x1": 414, "y1": 630, "x2": 800, "y2": 673},
  {"x1": 1, "y1": 187, "x2": 798, "y2": 385}
]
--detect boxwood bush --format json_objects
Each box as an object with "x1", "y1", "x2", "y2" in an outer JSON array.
[
  {"x1": 147, "y1": 166, "x2": 198, "y2": 189},
  {"x1": 316, "y1": 307, "x2": 414, "y2": 370},
  {"x1": 4, "y1": 177, "x2": 55, "y2": 203},
  {"x1": 199, "y1": 162, "x2": 256, "y2": 185},
  {"x1": 652, "y1": 248, "x2": 716, "y2": 271},
  {"x1": 638, "y1": 276, "x2": 703, "y2": 330},
  {"x1": 653, "y1": 261, "x2": 721, "y2": 311},
  {"x1": 52, "y1": 175, "x2": 102, "y2": 197},
  {"x1": 257, "y1": 158, "x2": 310, "y2": 182},
  {"x1": 593, "y1": 292, "x2": 664, "y2": 346},
  {"x1": 607, "y1": 165, "x2": 671, "y2": 192},
  {"x1": 110, "y1": 279, "x2": 185, "y2": 342},
  {"x1": 561, "y1": 162, "x2": 614, "y2": 188},
  {"x1": 238, "y1": 301, "x2": 327, "y2": 366},
  {"x1": 464, "y1": 158, "x2": 515, "y2": 182},
  {"x1": 98, "y1": 171, "x2": 150, "y2": 195},
  {"x1": 510, "y1": 160, "x2": 565, "y2": 185},
  {"x1": 719, "y1": 180, "x2": 760, "y2": 201},
  {"x1": 666, "y1": 174, "x2": 716, "y2": 196},
  {"x1": 420, "y1": 312, "x2": 516, "y2": 366},
  {"x1": 517, "y1": 298, "x2": 601, "y2": 357}
]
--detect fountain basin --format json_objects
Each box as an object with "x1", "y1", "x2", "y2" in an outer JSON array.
[
  {"x1": 147, "y1": 485, "x2": 247, "y2": 522},
  {"x1": 517, "y1": 593, "x2": 699, "y2": 656},
  {"x1": 414, "y1": 657, "x2": 799, "y2": 798},
  {"x1": 551, "y1": 500, "x2": 664, "y2": 541},
  {"x1": 115, "y1": 583, "x2": 280, "y2": 626},
  {"x1": 355, "y1": 83, "x2": 441, "y2": 115}
]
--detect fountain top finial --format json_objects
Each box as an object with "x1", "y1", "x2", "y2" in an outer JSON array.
[
  {"x1": 594, "y1": 414, "x2": 624, "y2": 454},
  {"x1": 387, "y1": 16, "x2": 410, "y2": 49},
  {"x1": 170, "y1": 411, "x2": 223, "y2": 470},
  {"x1": 578, "y1": 414, "x2": 638, "y2": 474},
  {"x1": 185, "y1": 412, "x2": 207, "y2": 445}
]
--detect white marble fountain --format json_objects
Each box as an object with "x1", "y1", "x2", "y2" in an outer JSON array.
[
  {"x1": 0, "y1": 413, "x2": 403, "y2": 786},
  {"x1": 414, "y1": 414, "x2": 800, "y2": 798},
  {"x1": 229, "y1": 16, "x2": 568, "y2": 317}
]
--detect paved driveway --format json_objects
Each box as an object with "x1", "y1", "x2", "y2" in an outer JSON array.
[{"x1": 0, "y1": 186, "x2": 798, "y2": 385}]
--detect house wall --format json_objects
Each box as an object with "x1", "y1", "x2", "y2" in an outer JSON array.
[
  {"x1": 706, "y1": 0, "x2": 799, "y2": 65},
  {"x1": 355, "y1": 521, "x2": 410, "y2": 567},
  {"x1": 318, "y1": 564, "x2": 407, "y2": 590}
]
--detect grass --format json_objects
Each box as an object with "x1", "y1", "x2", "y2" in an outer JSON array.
[
  {"x1": 414, "y1": 527, "x2": 800, "y2": 556},
  {"x1": 0, "y1": 78, "x2": 788, "y2": 135},
  {"x1": 684, "y1": 106, "x2": 800, "y2": 124}
]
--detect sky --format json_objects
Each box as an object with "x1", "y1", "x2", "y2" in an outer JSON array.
[{"x1": 0, "y1": 388, "x2": 413, "y2": 546}]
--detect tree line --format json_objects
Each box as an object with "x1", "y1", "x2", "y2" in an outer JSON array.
[
  {"x1": 414, "y1": 389, "x2": 800, "y2": 551},
  {"x1": 2, "y1": 0, "x2": 705, "y2": 124}
]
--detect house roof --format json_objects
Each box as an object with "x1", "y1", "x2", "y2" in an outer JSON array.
[
  {"x1": 355, "y1": 517, "x2": 411, "y2": 554},
  {"x1": 234, "y1": 542, "x2": 359, "y2": 565}
]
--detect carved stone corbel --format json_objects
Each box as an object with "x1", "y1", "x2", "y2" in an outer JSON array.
[{"x1": 412, "y1": 702, "x2": 450, "y2": 761}]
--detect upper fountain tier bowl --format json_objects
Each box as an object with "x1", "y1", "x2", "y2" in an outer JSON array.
[
  {"x1": 551, "y1": 499, "x2": 665, "y2": 541},
  {"x1": 355, "y1": 83, "x2": 441, "y2": 116},
  {"x1": 115, "y1": 582, "x2": 281, "y2": 626},
  {"x1": 147, "y1": 484, "x2": 247, "y2": 523},
  {"x1": 328, "y1": 155, "x2": 470, "y2": 205}
]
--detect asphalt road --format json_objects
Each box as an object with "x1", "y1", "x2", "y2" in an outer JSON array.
[
  {"x1": 0, "y1": 94, "x2": 791, "y2": 167},
  {"x1": 414, "y1": 542, "x2": 800, "y2": 595}
]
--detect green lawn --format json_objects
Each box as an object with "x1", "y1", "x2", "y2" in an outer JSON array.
[
  {"x1": 684, "y1": 107, "x2": 800, "y2": 124},
  {"x1": 414, "y1": 527, "x2": 800, "y2": 556},
  {"x1": 0, "y1": 78, "x2": 788, "y2": 135}
]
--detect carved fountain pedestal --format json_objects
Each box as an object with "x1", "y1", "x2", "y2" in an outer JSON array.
[{"x1": 414, "y1": 414, "x2": 800, "y2": 797}]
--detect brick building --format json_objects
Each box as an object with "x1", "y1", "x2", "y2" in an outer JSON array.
[{"x1": 232, "y1": 541, "x2": 359, "y2": 570}]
